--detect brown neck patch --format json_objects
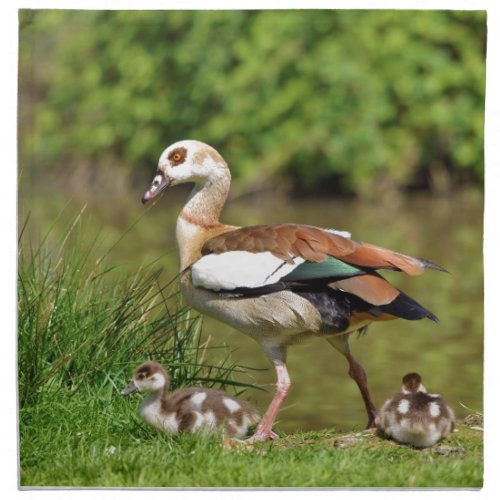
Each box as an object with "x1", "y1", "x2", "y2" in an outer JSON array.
[{"x1": 180, "y1": 211, "x2": 223, "y2": 230}]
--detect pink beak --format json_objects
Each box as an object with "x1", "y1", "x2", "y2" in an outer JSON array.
[{"x1": 142, "y1": 172, "x2": 170, "y2": 204}]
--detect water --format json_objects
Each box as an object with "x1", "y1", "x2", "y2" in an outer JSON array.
[{"x1": 20, "y1": 186, "x2": 483, "y2": 433}]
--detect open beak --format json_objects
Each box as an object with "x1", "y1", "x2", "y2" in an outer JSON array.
[
  {"x1": 142, "y1": 172, "x2": 170, "y2": 204},
  {"x1": 121, "y1": 380, "x2": 139, "y2": 396}
]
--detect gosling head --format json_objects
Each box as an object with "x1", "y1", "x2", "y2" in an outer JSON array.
[
  {"x1": 141, "y1": 140, "x2": 229, "y2": 204},
  {"x1": 401, "y1": 372, "x2": 427, "y2": 394},
  {"x1": 121, "y1": 361, "x2": 170, "y2": 396}
]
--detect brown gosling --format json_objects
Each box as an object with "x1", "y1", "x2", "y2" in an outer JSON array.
[
  {"x1": 375, "y1": 372, "x2": 455, "y2": 448},
  {"x1": 121, "y1": 361, "x2": 260, "y2": 438}
]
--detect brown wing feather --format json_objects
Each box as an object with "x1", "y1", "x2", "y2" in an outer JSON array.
[
  {"x1": 291, "y1": 238, "x2": 322, "y2": 262},
  {"x1": 340, "y1": 243, "x2": 425, "y2": 276},
  {"x1": 202, "y1": 224, "x2": 425, "y2": 276},
  {"x1": 202, "y1": 224, "x2": 356, "y2": 263},
  {"x1": 328, "y1": 275, "x2": 400, "y2": 306}
]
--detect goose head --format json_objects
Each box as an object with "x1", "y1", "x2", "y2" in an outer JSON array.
[
  {"x1": 401, "y1": 372, "x2": 427, "y2": 394},
  {"x1": 142, "y1": 140, "x2": 230, "y2": 204},
  {"x1": 121, "y1": 361, "x2": 170, "y2": 396}
]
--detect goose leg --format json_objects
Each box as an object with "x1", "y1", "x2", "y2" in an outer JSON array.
[
  {"x1": 244, "y1": 347, "x2": 290, "y2": 443},
  {"x1": 326, "y1": 334, "x2": 377, "y2": 429}
]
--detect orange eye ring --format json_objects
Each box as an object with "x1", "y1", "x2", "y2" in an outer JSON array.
[{"x1": 172, "y1": 153, "x2": 181, "y2": 162}]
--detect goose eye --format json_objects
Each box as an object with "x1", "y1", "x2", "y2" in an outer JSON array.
[{"x1": 168, "y1": 146, "x2": 187, "y2": 166}]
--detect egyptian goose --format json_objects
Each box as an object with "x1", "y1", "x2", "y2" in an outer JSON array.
[
  {"x1": 121, "y1": 361, "x2": 260, "y2": 437},
  {"x1": 375, "y1": 372, "x2": 455, "y2": 447},
  {"x1": 141, "y1": 140, "x2": 445, "y2": 443}
]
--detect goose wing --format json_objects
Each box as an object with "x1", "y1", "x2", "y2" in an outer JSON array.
[{"x1": 191, "y1": 224, "x2": 444, "y2": 308}]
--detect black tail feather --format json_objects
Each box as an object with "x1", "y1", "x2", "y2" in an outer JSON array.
[
  {"x1": 380, "y1": 290, "x2": 439, "y2": 323},
  {"x1": 418, "y1": 258, "x2": 449, "y2": 274}
]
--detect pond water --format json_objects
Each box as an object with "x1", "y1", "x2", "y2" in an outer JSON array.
[{"x1": 20, "y1": 186, "x2": 483, "y2": 433}]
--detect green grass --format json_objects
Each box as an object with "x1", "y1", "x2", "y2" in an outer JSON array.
[{"x1": 20, "y1": 385, "x2": 483, "y2": 487}]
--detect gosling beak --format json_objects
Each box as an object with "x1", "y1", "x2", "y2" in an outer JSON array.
[
  {"x1": 121, "y1": 380, "x2": 139, "y2": 396},
  {"x1": 142, "y1": 172, "x2": 170, "y2": 204}
]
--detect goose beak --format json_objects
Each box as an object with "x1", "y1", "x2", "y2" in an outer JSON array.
[
  {"x1": 142, "y1": 172, "x2": 171, "y2": 204},
  {"x1": 121, "y1": 380, "x2": 139, "y2": 396}
]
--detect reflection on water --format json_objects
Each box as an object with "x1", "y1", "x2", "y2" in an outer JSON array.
[{"x1": 20, "y1": 188, "x2": 483, "y2": 433}]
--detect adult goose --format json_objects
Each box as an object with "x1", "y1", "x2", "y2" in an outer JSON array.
[{"x1": 142, "y1": 140, "x2": 444, "y2": 443}]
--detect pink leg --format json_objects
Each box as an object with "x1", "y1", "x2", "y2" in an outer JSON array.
[{"x1": 243, "y1": 360, "x2": 291, "y2": 443}]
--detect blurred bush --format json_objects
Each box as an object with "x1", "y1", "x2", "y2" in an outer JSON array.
[{"x1": 19, "y1": 10, "x2": 485, "y2": 196}]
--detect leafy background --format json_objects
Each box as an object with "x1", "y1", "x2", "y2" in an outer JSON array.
[{"x1": 19, "y1": 9, "x2": 485, "y2": 198}]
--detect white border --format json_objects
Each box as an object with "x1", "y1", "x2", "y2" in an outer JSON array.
[
  {"x1": 4, "y1": 0, "x2": 497, "y2": 10},
  {"x1": 2, "y1": 1, "x2": 498, "y2": 499}
]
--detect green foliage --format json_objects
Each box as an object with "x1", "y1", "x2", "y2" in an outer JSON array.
[{"x1": 19, "y1": 10, "x2": 485, "y2": 196}]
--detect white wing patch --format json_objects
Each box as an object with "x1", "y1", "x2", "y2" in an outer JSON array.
[
  {"x1": 223, "y1": 397, "x2": 241, "y2": 413},
  {"x1": 397, "y1": 399, "x2": 410, "y2": 414},
  {"x1": 190, "y1": 392, "x2": 207, "y2": 408},
  {"x1": 192, "y1": 251, "x2": 304, "y2": 291},
  {"x1": 428, "y1": 402, "x2": 441, "y2": 417},
  {"x1": 325, "y1": 228, "x2": 352, "y2": 239}
]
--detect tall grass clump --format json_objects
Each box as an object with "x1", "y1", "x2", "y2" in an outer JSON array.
[{"x1": 18, "y1": 209, "x2": 255, "y2": 409}]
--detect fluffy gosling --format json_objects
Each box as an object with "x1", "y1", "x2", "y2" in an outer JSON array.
[
  {"x1": 121, "y1": 361, "x2": 260, "y2": 438},
  {"x1": 376, "y1": 372, "x2": 455, "y2": 448}
]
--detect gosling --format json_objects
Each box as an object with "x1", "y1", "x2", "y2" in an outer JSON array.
[
  {"x1": 376, "y1": 372, "x2": 455, "y2": 448},
  {"x1": 121, "y1": 361, "x2": 260, "y2": 438}
]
